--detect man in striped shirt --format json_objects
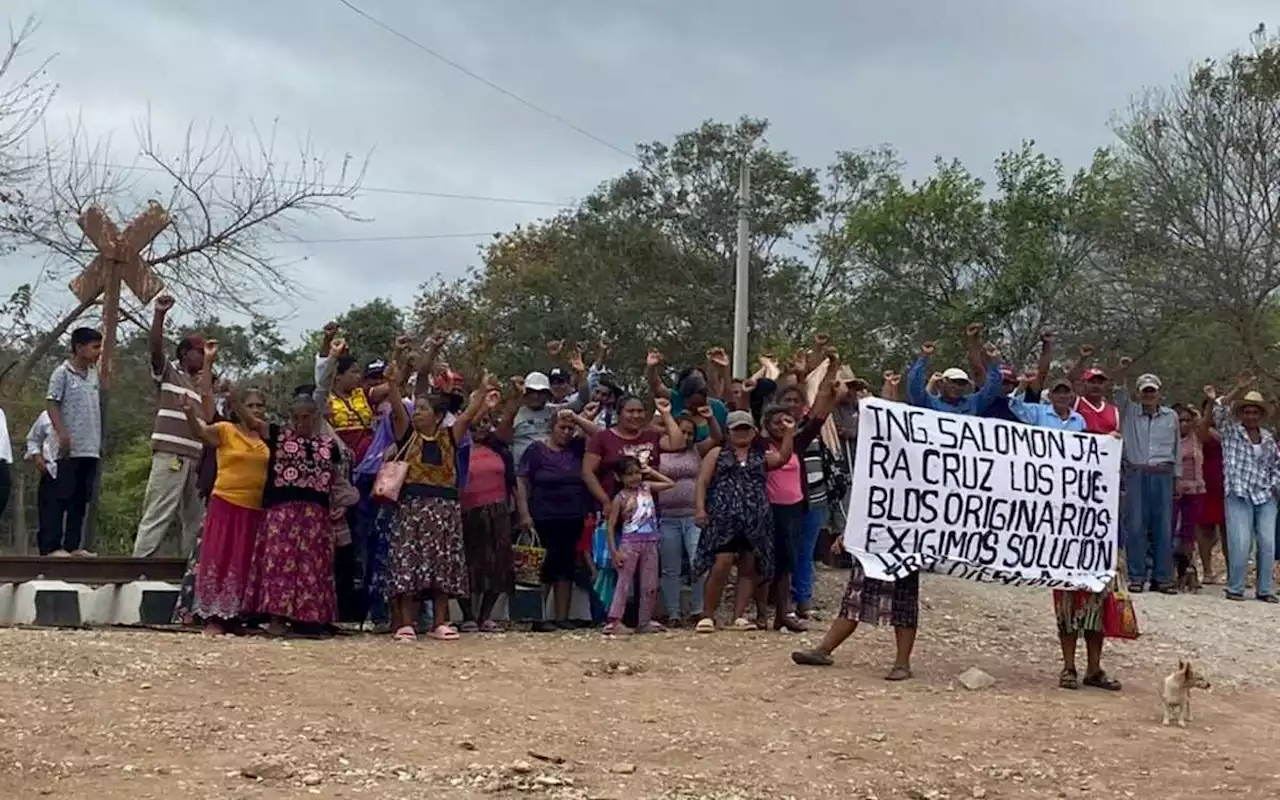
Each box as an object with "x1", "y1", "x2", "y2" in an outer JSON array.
[{"x1": 132, "y1": 294, "x2": 211, "y2": 558}]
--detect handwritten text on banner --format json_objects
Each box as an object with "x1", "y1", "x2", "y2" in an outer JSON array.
[{"x1": 842, "y1": 397, "x2": 1122, "y2": 592}]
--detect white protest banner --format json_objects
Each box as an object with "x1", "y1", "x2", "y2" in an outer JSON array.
[{"x1": 842, "y1": 396, "x2": 1122, "y2": 591}]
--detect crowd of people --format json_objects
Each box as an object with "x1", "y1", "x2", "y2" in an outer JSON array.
[{"x1": 1, "y1": 303, "x2": 1278, "y2": 690}]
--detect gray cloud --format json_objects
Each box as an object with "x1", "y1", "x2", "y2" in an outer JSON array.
[{"x1": 1, "y1": 0, "x2": 1273, "y2": 337}]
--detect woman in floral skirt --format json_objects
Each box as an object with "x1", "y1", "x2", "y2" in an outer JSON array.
[
  {"x1": 385, "y1": 365, "x2": 501, "y2": 641},
  {"x1": 243, "y1": 388, "x2": 342, "y2": 637}
]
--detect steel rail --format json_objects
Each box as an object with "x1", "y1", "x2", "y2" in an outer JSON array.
[{"x1": 0, "y1": 557, "x2": 187, "y2": 586}]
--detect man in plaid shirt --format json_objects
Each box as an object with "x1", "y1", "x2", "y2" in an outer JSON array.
[{"x1": 1209, "y1": 373, "x2": 1280, "y2": 602}]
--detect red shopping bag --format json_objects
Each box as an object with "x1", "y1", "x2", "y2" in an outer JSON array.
[{"x1": 1102, "y1": 592, "x2": 1139, "y2": 639}]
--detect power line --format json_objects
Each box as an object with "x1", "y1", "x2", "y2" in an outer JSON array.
[
  {"x1": 272, "y1": 231, "x2": 496, "y2": 244},
  {"x1": 334, "y1": 0, "x2": 639, "y2": 165},
  {"x1": 40, "y1": 154, "x2": 574, "y2": 207}
]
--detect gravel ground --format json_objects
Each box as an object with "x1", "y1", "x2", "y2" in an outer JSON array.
[{"x1": 1, "y1": 566, "x2": 1279, "y2": 800}]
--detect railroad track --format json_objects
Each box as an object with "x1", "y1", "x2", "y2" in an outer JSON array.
[{"x1": 0, "y1": 556, "x2": 187, "y2": 585}]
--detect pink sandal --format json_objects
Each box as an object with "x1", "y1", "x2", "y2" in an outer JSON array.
[
  {"x1": 479, "y1": 620, "x2": 501, "y2": 633},
  {"x1": 393, "y1": 626, "x2": 417, "y2": 642},
  {"x1": 430, "y1": 624, "x2": 460, "y2": 641}
]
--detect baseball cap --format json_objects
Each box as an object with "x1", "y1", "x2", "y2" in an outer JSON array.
[
  {"x1": 364, "y1": 359, "x2": 387, "y2": 380},
  {"x1": 1135, "y1": 373, "x2": 1162, "y2": 392},
  {"x1": 1082, "y1": 368, "x2": 1108, "y2": 381},
  {"x1": 1048, "y1": 376, "x2": 1073, "y2": 392},
  {"x1": 548, "y1": 367, "x2": 571, "y2": 384},
  {"x1": 941, "y1": 367, "x2": 971, "y2": 383},
  {"x1": 524, "y1": 371, "x2": 552, "y2": 393},
  {"x1": 726, "y1": 410, "x2": 757, "y2": 430}
]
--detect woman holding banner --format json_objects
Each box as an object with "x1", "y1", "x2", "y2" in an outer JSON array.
[{"x1": 1009, "y1": 373, "x2": 1123, "y2": 691}]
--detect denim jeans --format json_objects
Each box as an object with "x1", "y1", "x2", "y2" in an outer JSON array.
[
  {"x1": 791, "y1": 503, "x2": 827, "y2": 607},
  {"x1": 658, "y1": 516, "x2": 704, "y2": 618},
  {"x1": 1225, "y1": 495, "x2": 1277, "y2": 598},
  {"x1": 1124, "y1": 469, "x2": 1174, "y2": 586}
]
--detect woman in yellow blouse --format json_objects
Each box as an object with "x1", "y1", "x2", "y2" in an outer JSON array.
[{"x1": 174, "y1": 386, "x2": 270, "y2": 635}]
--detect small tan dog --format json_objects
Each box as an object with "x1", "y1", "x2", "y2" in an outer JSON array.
[{"x1": 1161, "y1": 660, "x2": 1211, "y2": 727}]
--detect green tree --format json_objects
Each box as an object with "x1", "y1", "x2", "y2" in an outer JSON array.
[
  {"x1": 412, "y1": 118, "x2": 825, "y2": 384},
  {"x1": 332, "y1": 298, "x2": 404, "y2": 365}
]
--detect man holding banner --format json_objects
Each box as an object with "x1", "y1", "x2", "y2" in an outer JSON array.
[{"x1": 794, "y1": 339, "x2": 1123, "y2": 686}]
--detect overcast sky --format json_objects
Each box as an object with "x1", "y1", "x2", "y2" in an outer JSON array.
[{"x1": 1, "y1": 0, "x2": 1272, "y2": 340}]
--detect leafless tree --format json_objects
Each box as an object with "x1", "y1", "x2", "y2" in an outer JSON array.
[
  {"x1": 1112, "y1": 30, "x2": 1280, "y2": 376},
  {"x1": 0, "y1": 29, "x2": 368, "y2": 404},
  {"x1": 0, "y1": 17, "x2": 55, "y2": 209}
]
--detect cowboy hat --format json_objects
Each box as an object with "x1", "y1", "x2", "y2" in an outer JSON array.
[{"x1": 1233, "y1": 390, "x2": 1268, "y2": 414}]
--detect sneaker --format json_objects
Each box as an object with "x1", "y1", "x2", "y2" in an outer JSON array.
[
  {"x1": 50, "y1": 550, "x2": 71, "y2": 558},
  {"x1": 531, "y1": 620, "x2": 559, "y2": 633}
]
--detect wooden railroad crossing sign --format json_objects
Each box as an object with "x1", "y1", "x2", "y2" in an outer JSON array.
[
  {"x1": 68, "y1": 201, "x2": 171, "y2": 388},
  {"x1": 70, "y1": 201, "x2": 169, "y2": 305}
]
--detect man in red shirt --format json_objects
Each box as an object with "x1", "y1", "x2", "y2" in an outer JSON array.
[{"x1": 1074, "y1": 367, "x2": 1120, "y2": 435}]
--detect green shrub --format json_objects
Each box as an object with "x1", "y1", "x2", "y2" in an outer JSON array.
[{"x1": 93, "y1": 436, "x2": 156, "y2": 554}]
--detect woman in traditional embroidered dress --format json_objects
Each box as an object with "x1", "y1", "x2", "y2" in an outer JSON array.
[
  {"x1": 243, "y1": 388, "x2": 342, "y2": 637},
  {"x1": 385, "y1": 363, "x2": 501, "y2": 641}
]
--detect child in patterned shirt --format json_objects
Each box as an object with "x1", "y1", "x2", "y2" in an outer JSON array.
[{"x1": 603, "y1": 456, "x2": 674, "y2": 635}]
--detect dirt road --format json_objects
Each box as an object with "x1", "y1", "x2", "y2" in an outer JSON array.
[{"x1": 2, "y1": 568, "x2": 1278, "y2": 799}]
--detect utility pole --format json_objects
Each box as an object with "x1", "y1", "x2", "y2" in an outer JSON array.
[{"x1": 731, "y1": 158, "x2": 751, "y2": 378}]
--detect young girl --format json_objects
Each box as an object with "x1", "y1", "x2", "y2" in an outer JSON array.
[
  {"x1": 603, "y1": 456, "x2": 675, "y2": 635},
  {"x1": 386, "y1": 365, "x2": 500, "y2": 641}
]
